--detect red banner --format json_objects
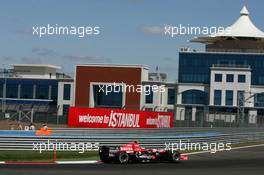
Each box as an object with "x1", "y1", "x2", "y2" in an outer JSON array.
[{"x1": 68, "y1": 107, "x2": 174, "y2": 128}]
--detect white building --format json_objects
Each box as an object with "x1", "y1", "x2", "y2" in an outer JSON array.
[
  {"x1": 176, "y1": 6, "x2": 264, "y2": 126},
  {"x1": 0, "y1": 64, "x2": 74, "y2": 118}
]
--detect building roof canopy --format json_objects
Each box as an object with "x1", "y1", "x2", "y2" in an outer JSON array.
[{"x1": 191, "y1": 6, "x2": 264, "y2": 43}]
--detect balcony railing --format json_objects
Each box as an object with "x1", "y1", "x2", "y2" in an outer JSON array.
[
  {"x1": 212, "y1": 64, "x2": 251, "y2": 69},
  {"x1": 207, "y1": 48, "x2": 264, "y2": 54}
]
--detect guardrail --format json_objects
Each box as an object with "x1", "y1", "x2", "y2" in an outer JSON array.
[{"x1": 1, "y1": 128, "x2": 264, "y2": 151}]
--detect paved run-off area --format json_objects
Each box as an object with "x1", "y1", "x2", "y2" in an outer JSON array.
[{"x1": 0, "y1": 146, "x2": 264, "y2": 175}]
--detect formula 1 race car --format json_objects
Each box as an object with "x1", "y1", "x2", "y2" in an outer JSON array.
[{"x1": 99, "y1": 142, "x2": 188, "y2": 164}]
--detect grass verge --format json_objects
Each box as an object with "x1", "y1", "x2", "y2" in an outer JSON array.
[{"x1": 0, "y1": 151, "x2": 99, "y2": 162}]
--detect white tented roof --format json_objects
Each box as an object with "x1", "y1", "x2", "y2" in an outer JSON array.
[
  {"x1": 213, "y1": 6, "x2": 264, "y2": 38},
  {"x1": 191, "y1": 6, "x2": 264, "y2": 43}
]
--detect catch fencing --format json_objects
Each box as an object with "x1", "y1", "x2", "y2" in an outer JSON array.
[{"x1": 0, "y1": 128, "x2": 264, "y2": 150}]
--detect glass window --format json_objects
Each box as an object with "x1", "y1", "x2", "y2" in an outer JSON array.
[
  {"x1": 255, "y1": 93, "x2": 264, "y2": 107},
  {"x1": 93, "y1": 85, "x2": 123, "y2": 108},
  {"x1": 226, "y1": 74, "x2": 234, "y2": 82},
  {"x1": 238, "y1": 74, "x2": 246, "y2": 83},
  {"x1": 225, "y1": 90, "x2": 233, "y2": 106},
  {"x1": 36, "y1": 85, "x2": 49, "y2": 99},
  {"x1": 160, "y1": 92, "x2": 162, "y2": 104},
  {"x1": 6, "y1": 84, "x2": 18, "y2": 98},
  {"x1": 167, "y1": 109, "x2": 174, "y2": 113},
  {"x1": 182, "y1": 90, "x2": 208, "y2": 105},
  {"x1": 51, "y1": 85, "x2": 58, "y2": 101},
  {"x1": 63, "y1": 104, "x2": 70, "y2": 116},
  {"x1": 145, "y1": 86, "x2": 153, "y2": 104},
  {"x1": 20, "y1": 84, "x2": 33, "y2": 99},
  {"x1": 0, "y1": 84, "x2": 3, "y2": 98},
  {"x1": 63, "y1": 84, "x2": 71, "y2": 100},
  {"x1": 258, "y1": 76, "x2": 264, "y2": 84},
  {"x1": 167, "y1": 88, "x2": 175, "y2": 105},
  {"x1": 214, "y1": 90, "x2": 221, "y2": 105},
  {"x1": 178, "y1": 52, "x2": 264, "y2": 85},
  {"x1": 214, "y1": 74, "x2": 222, "y2": 82}
]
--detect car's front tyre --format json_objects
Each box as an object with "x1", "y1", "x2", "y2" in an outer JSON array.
[
  {"x1": 118, "y1": 152, "x2": 130, "y2": 164},
  {"x1": 170, "y1": 151, "x2": 180, "y2": 163}
]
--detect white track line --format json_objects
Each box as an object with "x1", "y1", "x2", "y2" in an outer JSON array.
[
  {"x1": 0, "y1": 160, "x2": 99, "y2": 164},
  {"x1": 186, "y1": 143, "x2": 264, "y2": 155},
  {"x1": 231, "y1": 143, "x2": 264, "y2": 150},
  {"x1": 55, "y1": 160, "x2": 99, "y2": 164},
  {"x1": 186, "y1": 150, "x2": 211, "y2": 155}
]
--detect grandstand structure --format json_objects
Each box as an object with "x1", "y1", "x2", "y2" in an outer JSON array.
[{"x1": 0, "y1": 64, "x2": 73, "y2": 123}]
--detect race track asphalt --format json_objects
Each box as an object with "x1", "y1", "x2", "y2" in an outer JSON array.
[{"x1": 1, "y1": 146, "x2": 264, "y2": 175}]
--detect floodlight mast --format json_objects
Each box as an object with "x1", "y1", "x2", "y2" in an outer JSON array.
[{"x1": 237, "y1": 91, "x2": 257, "y2": 127}]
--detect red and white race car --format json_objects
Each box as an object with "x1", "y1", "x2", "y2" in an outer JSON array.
[{"x1": 99, "y1": 142, "x2": 188, "y2": 164}]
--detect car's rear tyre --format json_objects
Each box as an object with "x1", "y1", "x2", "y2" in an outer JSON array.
[
  {"x1": 118, "y1": 152, "x2": 129, "y2": 164},
  {"x1": 171, "y1": 151, "x2": 180, "y2": 163}
]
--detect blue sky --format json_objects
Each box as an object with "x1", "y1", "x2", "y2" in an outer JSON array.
[{"x1": 0, "y1": 0, "x2": 263, "y2": 81}]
